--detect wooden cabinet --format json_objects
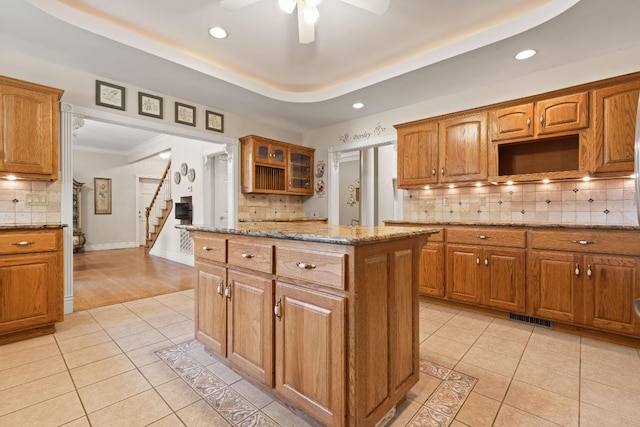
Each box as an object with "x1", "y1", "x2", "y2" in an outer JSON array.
[
  {"x1": 446, "y1": 227, "x2": 526, "y2": 312},
  {"x1": 72, "y1": 179, "x2": 85, "y2": 253},
  {"x1": 591, "y1": 80, "x2": 640, "y2": 174},
  {"x1": 0, "y1": 228, "x2": 64, "y2": 344},
  {"x1": 491, "y1": 92, "x2": 589, "y2": 142},
  {"x1": 194, "y1": 263, "x2": 227, "y2": 354},
  {"x1": 397, "y1": 121, "x2": 439, "y2": 187},
  {"x1": 439, "y1": 113, "x2": 488, "y2": 183},
  {"x1": 418, "y1": 229, "x2": 445, "y2": 297},
  {"x1": 287, "y1": 146, "x2": 314, "y2": 195},
  {"x1": 529, "y1": 229, "x2": 640, "y2": 335},
  {"x1": 0, "y1": 76, "x2": 63, "y2": 181},
  {"x1": 275, "y1": 281, "x2": 345, "y2": 426},
  {"x1": 395, "y1": 113, "x2": 487, "y2": 188},
  {"x1": 240, "y1": 135, "x2": 314, "y2": 195}
]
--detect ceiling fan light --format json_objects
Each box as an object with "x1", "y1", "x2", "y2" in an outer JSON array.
[
  {"x1": 279, "y1": 0, "x2": 297, "y2": 14},
  {"x1": 303, "y1": 5, "x2": 319, "y2": 24}
]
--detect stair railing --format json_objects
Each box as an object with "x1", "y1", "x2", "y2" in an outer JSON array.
[{"x1": 145, "y1": 161, "x2": 172, "y2": 243}]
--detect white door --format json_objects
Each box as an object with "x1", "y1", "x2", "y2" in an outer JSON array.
[
  {"x1": 137, "y1": 178, "x2": 161, "y2": 246},
  {"x1": 213, "y1": 155, "x2": 229, "y2": 227}
]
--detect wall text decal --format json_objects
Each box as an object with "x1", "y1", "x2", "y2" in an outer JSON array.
[{"x1": 338, "y1": 122, "x2": 387, "y2": 143}]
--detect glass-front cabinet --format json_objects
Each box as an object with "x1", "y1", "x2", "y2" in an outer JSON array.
[
  {"x1": 72, "y1": 179, "x2": 85, "y2": 252},
  {"x1": 287, "y1": 147, "x2": 314, "y2": 195}
]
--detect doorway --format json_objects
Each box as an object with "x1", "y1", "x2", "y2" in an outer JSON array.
[{"x1": 136, "y1": 177, "x2": 161, "y2": 246}]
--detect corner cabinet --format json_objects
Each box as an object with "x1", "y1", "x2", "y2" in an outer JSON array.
[
  {"x1": 240, "y1": 135, "x2": 314, "y2": 195},
  {"x1": 0, "y1": 228, "x2": 64, "y2": 344},
  {"x1": 0, "y1": 76, "x2": 64, "y2": 181},
  {"x1": 72, "y1": 180, "x2": 85, "y2": 252}
]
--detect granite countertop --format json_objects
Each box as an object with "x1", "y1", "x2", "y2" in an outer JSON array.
[
  {"x1": 179, "y1": 223, "x2": 439, "y2": 245},
  {"x1": 0, "y1": 223, "x2": 66, "y2": 230},
  {"x1": 382, "y1": 220, "x2": 640, "y2": 231},
  {"x1": 238, "y1": 218, "x2": 328, "y2": 222}
]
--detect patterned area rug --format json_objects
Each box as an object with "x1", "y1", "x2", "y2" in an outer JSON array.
[{"x1": 156, "y1": 340, "x2": 477, "y2": 426}]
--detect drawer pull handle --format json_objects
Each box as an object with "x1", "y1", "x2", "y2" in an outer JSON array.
[
  {"x1": 225, "y1": 281, "x2": 232, "y2": 299},
  {"x1": 572, "y1": 240, "x2": 594, "y2": 245},
  {"x1": 527, "y1": 116, "x2": 531, "y2": 128},
  {"x1": 12, "y1": 241, "x2": 35, "y2": 246},
  {"x1": 296, "y1": 262, "x2": 316, "y2": 270},
  {"x1": 241, "y1": 252, "x2": 255, "y2": 259},
  {"x1": 476, "y1": 257, "x2": 480, "y2": 265},
  {"x1": 540, "y1": 114, "x2": 544, "y2": 127},
  {"x1": 202, "y1": 246, "x2": 214, "y2": 251},
  {"x1": 587, "y1": 264, "x2": 592, "y2": 279},
  {"x1": 476, "y1": 235, "x2": 490, "y2": 240},
  {"x1": 484, "y1": 256, "x2": 489, "y2": 266},
  {"x1": 217, "y1": 279, "x2": 224, "y2": 296},
  {"x1": 575, "y1": 263, "x2": 580, "y2": 277},
  {"x1": 432, "y1": 168, "x2": 436, "y2": 176},
  {"x1": 274, "y1": 297, "x2": 282, "y2": 319}
]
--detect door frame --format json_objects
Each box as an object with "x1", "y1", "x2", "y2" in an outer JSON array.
[{"x1": 135, "y1": 174, "x2": 162, "y2": 247}]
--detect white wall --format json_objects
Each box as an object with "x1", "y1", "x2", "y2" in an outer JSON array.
[
  {"x1": 73, "y1": 149, "x2": 167, "y2": 250},
  {"x1": 302, "y1": 45, "x2": 640, "y2": 219}
]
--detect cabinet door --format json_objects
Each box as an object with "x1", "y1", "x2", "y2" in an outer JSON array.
[
  {"x1": 446, "y1": 245, "x2": 481, "y2": 303},
  {"x1": 287, "y1": 147, "x2": 314, "y2": 195},
  {"x1": 227, "y1": 269, "x2": 274, "y2": 386},
  {"x1": 0, "y1": 82, "x2": 59, "y2": 179},
  {"x1": 0, "y1": 252, "x2": 61, "y2": 334},
  {"x1": 255, "y1": 141, "x2": 286, "y2": 166},
  {"x1": 528, "y1": 251, "x2": 582, "y2": 323},
  {"x1": 194, "y1": 263, "x2": 227, "y2": 356},
  {"x1": 396, "y1": 122, "x2": 438, "y2": 187},
  {"x1": 536, "y1": 92, "x2": 589, "y2": 136},
  {"x1": 482, "y1": 248, "x2": 526, "y2": 312},
  {"x1": 583, "y1": 254, "x2": 640, "y2": 335},
  {"x1": 490, "y1": 103, "x2": 534, "y2": 141},
  {"x1": 439, "y1": 113, "x2": 488, "y2": 182},
  {"x1": 592, "y1": 80, "x2": 640, "y2": 173},
  {"x1": 275, "y1": 281, "x2": 345, "y2": 427},
  {"x1": 419, "y1": 243, "x2": 445, "y2": 297}
]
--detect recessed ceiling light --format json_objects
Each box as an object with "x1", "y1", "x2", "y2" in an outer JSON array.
[
  {"x1": 352, "y1": 102, "x2": 364, "y2": 109},
  {"x1": 159, "y1": 152, "x2": 171, "y2": 159},
  {"x1": 515, "y1": 49, "x2": 536, "y2": 60},
  {"x1": 208, "y1": 27, "x2": 228, "y2": 39}
]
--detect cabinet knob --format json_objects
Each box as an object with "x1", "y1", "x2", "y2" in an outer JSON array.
[
  {"x1": 476, "y1": 257, "x2": 480, "y2": 265},
  {"x1": 432, "y1": 168, "x2": 436, "y2": 176},
  {"x1": 11, "y1": 241, "x2": 35, "y2": 246},
  {"x1": 241, "y1": 252, "x2": 255, "y2": 259},
  {"x1": 540, "y1": 114, "x2": 545, "y2": 127},
  {"x1": 296, "y1": 262, "x2": 316, "y2": 270},
  {"x1": 274, "y1": 297, "x2": 282, "y2": 319},
  {"x1": 587, "y1": 264, "x2": 592, "y2": 279},
  {"x1": 441, "y1": 168, "x2": 444, "y2": 177},
  {"x1": 575, "y1": 263, "x2": 580, "y2": 277},
  {"x1": 225, "y1": 281, "x2": 232, "y2": 299},
  {"x1": 484, "y1": 256, "x2": 489, "y2": 266},
  {"x1": 217, "y1": 279, "x2": 225, "y2": 296},
  {"x1": 527, "y1": 116, "x2": 531, "y2": 128}
]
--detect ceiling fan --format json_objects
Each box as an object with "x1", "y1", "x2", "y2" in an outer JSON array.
[{"x1": 220, "y1": 0, "x2": 390, "y2": 44}]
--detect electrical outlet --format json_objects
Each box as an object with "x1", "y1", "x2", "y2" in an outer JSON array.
[
  {"x1": 479, "y1": 197, "x2": 487, "y2": 206},
  {"x1": 25, "y1": 193, "x2": 48, "y2": 206},
  {"x1": 442, "y1": 197, "x2": 448, "y2": 206}
]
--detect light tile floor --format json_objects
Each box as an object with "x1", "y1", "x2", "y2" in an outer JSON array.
[{"x1": 1, "y1": 290, "x2": 639, "y2": 426}]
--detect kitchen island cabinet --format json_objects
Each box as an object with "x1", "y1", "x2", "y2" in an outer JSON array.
[{"x1": 186, "y1": 223, "x2": 437, "y2": 426}]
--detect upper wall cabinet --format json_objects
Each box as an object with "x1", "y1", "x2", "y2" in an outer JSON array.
[
  {"x1": 0, "y1": 76, "x2": 64, "y2": 181},
  {"x1": 240, "y1": 135, "x2": 314, "y2": 195},
  {"x1": 490, "y1": 92, "x2": 589, "y2": 142},
  {"x1": 395, "y1": 113, "x2": 487, "y2": 188},
  {"x1": 590, "y1": 80, "x2": 640, "y2": 174}
]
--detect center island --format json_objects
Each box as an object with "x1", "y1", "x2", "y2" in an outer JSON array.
[{"x1": 179, "y1": 223, "x2": 439, "y2": 426}]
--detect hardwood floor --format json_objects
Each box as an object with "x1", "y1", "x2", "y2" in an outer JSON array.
[{"x1": 73, "y1": 247, "x2": 195, "y2": 312}]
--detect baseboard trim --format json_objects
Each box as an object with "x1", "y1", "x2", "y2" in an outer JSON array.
[
  {"x1": 84, "y1": 242, "x2": 139, "y2": 251},
  {"x1": 149, "y1": 247, "x2": 194, "y2": 266}
]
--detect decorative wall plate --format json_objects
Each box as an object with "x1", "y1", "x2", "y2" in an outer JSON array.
[
  {"x1": 180, "y1": 162, "x2": 188, "y2": 176},
  {"x1": 315, "y1": 180, "x2": 325, "y2": 193},
  {"x1": 315, "y1": 160, "x2": 326, "y2": 177},
  {"x1": 187, "y1": 168, "x2": 196, "y2": 182},
  {"x1": 174, "y1": 171, "x2": 181, "y2": 184}
]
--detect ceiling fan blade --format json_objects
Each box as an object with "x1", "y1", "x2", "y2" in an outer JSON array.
[
  {"x1": 220, "y1": 0, "x2": 262, "y2": 10},
  {"x1": 297, "y1": 6, "x2": 315, "y2": 44},
  {"x1": 339, "y1": 0, "x2": 390, "y2": 15}
]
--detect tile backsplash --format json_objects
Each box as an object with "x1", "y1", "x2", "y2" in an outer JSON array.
[
  {"x1": 0, "y1": 179, "x2": 62, "y2": 224},
  {"x1": 403, "y1": 178, "x2": 638, "y2": 226},
  {"x1": 238, "y1": 192, "x2": 306, "y2": 220}
]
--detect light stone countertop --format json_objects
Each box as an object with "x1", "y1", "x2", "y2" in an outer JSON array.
[
  {"x1": 0, "y1": 224, "x2": 66, "y2": 230},
  {"x1": 383, "y1": 220, "x2": 640, "y2": 231},
  {"x1": 179, "y1": 223, "x2": 439, "y2": 245}
]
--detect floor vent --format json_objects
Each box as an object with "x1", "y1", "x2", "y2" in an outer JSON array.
[{"x1": 508, "y1": 313, "x2": 553, "y2": 328}]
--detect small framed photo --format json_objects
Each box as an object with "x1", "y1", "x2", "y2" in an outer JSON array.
[
  {"x1": 95, "y1": 80, "x2": 125, "y2": 110},
  {"x1": 175, "y1": 102, "x2": 196, "y2": 126},
  {"x1": 138, "y1": 92, "x2": 163, "y2": 119},
  {"x1": 206, "y1": 110, "x2": 224, "y2": 133},
  {"x1": 94, "y1": 177, "x2": 112, "y2": 215}
]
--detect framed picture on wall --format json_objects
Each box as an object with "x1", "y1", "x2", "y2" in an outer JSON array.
[
  {"x1": 175, "y1": 102, "x2": 196, "y2": 126},
  {"x1": 205, "y1": 110, "x2": 224, "y2": 133},
  {"x1": 138, "y1": 92, "x2": 163, "y2": 118},
  {"x1": 95, "y1": 80, "x2": 125, "y2": 110},
  {"x1": 94, "y1": 177, "x2": 112, "y2": 215}
]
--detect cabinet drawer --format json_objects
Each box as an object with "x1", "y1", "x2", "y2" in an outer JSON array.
[
  {"x1": 530, "y1": 229, "x2": 640, "y2": 256},
  {"x1": 277, "y1": 247, "x2": 345, "y2": 290},
  {"x1": 447, "y1": 227, "x2": 526, "y2": 248},
  {"x1": 228, "y1": 240, "x2": 273, "y2": 274},
  {"x1": 193, "y1": 235, "x2": 226, "y2": 263},
  {"x1": 0, "y1": 230, "x2": 59, "y2": 254}
]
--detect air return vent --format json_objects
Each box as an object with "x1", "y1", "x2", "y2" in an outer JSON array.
[{"x1": 508, "y1": 313, "x2": 552, "y2": 328}]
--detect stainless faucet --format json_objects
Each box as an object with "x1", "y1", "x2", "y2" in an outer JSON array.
[{"x1": 350, "y1": 219, "x2": 360, "y2": 226}]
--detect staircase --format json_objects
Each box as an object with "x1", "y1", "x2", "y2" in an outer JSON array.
[{"x1": 145, "y1": 161, "x2": 172, "y2": 251}]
